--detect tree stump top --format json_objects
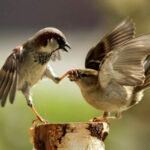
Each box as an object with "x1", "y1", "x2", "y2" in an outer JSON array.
[{"x1": 29, "y1": 122, "x2": 109, "y2": 150}]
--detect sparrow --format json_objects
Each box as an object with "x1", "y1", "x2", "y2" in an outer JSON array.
[
  {"x1": 61, "y1": 19, "x2": 150, "y2": 121},
  {"x1": 0, "y1": 27, "x2": 71, "y2": 123}
]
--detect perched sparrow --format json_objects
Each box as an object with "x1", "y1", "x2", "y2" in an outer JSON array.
[
  {"x1": 0, "y1": 27, "x2": 70, "y2": 123},
  {"x1": 61, "y1": 19, "x2": 150, "y2": 121}
]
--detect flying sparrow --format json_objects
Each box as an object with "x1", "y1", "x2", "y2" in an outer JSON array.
[
  {"x1": 0, "y1": 27, "x2": 70, "y2": 123},
  {"x1": 61, "y1": 19, "x2": 150, "y2": 121}
]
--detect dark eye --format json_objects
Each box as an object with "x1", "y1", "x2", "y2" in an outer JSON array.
[
  {"x1": 43, "y1": 40, "x2": 47, "y2": 46},
  {"x1": 81, "y1": 73, "x2": 88, "y2": 77}
]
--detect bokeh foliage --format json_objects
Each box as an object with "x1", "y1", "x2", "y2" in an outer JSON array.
[{"x1": 0, "y1": 0, "x2": 150, "y2": 150}]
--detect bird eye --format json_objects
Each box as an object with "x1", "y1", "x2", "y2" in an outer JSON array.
[{"x1": 43, "y1": 40, "x2": 47, "y2": 46}]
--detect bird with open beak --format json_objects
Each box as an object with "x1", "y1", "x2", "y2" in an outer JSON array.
[
  {"x1": 61, "y1": 18, "x2": 150, "y2": 121},
  {"x1": 0, "y1": 27, "x2": 71, "y2": 123}
]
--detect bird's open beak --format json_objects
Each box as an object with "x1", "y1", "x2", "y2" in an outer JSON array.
[
  {"x1": 50, "y1": 43, "x2": 71, "y2": 57},
  {"x1": 54, "y1": 42, "x2": 71, "y2": 53},
  {"x1": 61, "y1": 43, "x2": 71, "y2": 52}
]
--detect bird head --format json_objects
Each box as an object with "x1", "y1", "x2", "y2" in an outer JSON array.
[
  {"x1": 28, "y1": 27, "x2": 71, "y2": 54},
  {"x1": 68, "y1": 69, "x2": 99, "y2": 89}
]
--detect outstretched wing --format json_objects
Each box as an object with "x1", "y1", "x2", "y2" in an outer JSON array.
[
  {"x1": 99, "y1": 34, "x2": 150, "y2": 88},
  {"x1": 0, "y1": 49, "x2": 22, "y2": 107},
  {"x1": 85, "y1": 18, "x2": 136, "y2": 70}
]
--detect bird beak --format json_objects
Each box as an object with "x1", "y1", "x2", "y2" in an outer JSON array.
[
  {"x1": 54, "y1": 42, "x2": 71, "y2": 52},
  {"x1": 62, "y1": 43, "x2": 71, "y2": 52}
]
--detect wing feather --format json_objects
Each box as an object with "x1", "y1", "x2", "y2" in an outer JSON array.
[
  {"x1": 0, "y1": 70, "x2": 10, "y2": 99},
  {"x1": 9, "y1": 69, "x2": 18, "y2": 104},
  {"x1": 85, "y1": 18, "x2": 136, "y2": 70},
  {"x1": 99, "y1": 34, "x2": 150, "y2": 88},
  {"x1": 1, "y1": 59, "x2": 16, "y2": 106},
  {"x1": 0, "y1": 50, "x2": 21, "y2": 107}
]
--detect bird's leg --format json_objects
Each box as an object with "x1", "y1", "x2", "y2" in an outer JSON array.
[
  {"x1": 59, "y1": 69, "x2": 79, "y2": 81},
  {"x1": 26, "y1": 97, "x2": 48, "y2": 124},
  {"x1": 59, "y1": 72, "x2": 69, "y2": 81},
  {"x1": 92, "y1": 112, "x2": 109, "y2": 122},
  {"x1": 92, "y1": 112, "x2": 121, "y2": 122},
  {"x1": 115, "y1": 112, "x2": 122, "y2": 119},
  {"x1": 104, "y1": 112, "x2": 121, "y2": 120},
  {"x1": 22, "y1": 86, "x2": 47, "y2": 124},
  {"x1": 44, "y1": 65, "x2": 60, "y2": 83}
]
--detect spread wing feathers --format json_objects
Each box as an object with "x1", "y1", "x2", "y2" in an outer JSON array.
[
  {"x1": 137, "y1": 55, "x2": 150, "y2": 90},
  {"x1": 85, "y1": 18, "x2": 136, "y2": 71},
  {"x1": 0, "y1": 52, "x2": 19, "y2": 107},
  {"x1": 99, "y1": 34, "x2": 150, "y2": 88},
  {"x1": 51, "y1": 51, "x2": 61, "y2": 61}
]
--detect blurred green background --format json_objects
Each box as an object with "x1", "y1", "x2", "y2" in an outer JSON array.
[{"x1": 0, "y1": 0, "x2": 150, "y2": 150}]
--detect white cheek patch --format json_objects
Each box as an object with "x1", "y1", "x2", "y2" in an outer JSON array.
[
  {"x1": 50, "y1": 38, "x2": 53, "y2": 43},
  {"x1": 49, "y1": 38, "x2": 59, "y2": 50}
]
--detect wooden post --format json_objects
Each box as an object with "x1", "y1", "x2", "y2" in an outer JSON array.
[{"x1": 29, "y1": 122, "x2": 109, "y2": 150}]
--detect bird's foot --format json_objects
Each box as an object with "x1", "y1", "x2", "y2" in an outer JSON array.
[
  {"x1": 67, "y1": 69, "x2": 80, "y2": 81},
  {"x1": 91, "y1": 115, "x2": 121, "y2": 123},
  {"x1": 30, "y1": 105, "x2": 48, "y2": 125},
  {"x1": 54, "y1": 77, "x2": 61, "y2": 83},
  {"x1": 59, "y1": 69, "x2": 79, "y2": 81},
  {"x1": 32, "y1": 117, "x2": 48, "y2": 125},
  {"x1": 90, "y1": 116, "x2": 106, "y2": 122}
]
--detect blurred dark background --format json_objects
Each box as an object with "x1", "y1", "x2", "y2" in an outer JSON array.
[{"x1": 0, "y1": 0, "x2": 150, "y2": 150}]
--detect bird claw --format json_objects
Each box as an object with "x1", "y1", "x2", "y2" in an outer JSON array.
[
  {"x1": 40, "y1": 118, "x2": 48, "y2": 124},
  {"x1": 54, "y1": 77, "x2": 61, "y2": 83},
  {"x1": 90, "y1": 116, "x2": 105, "y2": 122},
  {"x1": 59, "y1": 69, "x2": 80, "y2": 81},
  {"x1": 68, "y1": 69, "x2": 80, "y2": 81},
  {"x1": 32, "y1": 117, "x2": 48, "y2": 125},
  {"x1": 90, "y1": 115, "x2": 120, "y2": 123}
]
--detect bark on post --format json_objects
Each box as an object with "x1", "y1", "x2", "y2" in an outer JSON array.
[{"x1": 29, "y1": 122, "x2": 109, "y2": 150}]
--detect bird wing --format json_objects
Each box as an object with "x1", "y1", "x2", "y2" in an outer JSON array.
[
  {"x1": 85, "y1": 18, "x2": 136, "y2": 70},
  {"x1": 99, "y1": 34, "x2": 150, "y2": 88},
  {"x1": 0, "y1": 48, "x2": 22, "y2": 107}
]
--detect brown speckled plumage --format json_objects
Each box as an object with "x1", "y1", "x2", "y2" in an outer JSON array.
[
  {"x1": 0, "y1": 27, "x2": 70, "y2": 123},
  {"x1": 33, "y1": 52, "x2": 52, "y2": 65}
]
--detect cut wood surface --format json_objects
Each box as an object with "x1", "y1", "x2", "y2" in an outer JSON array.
[{"x1": 29, "y1": 122, "x2": 109, "y2": 150}]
